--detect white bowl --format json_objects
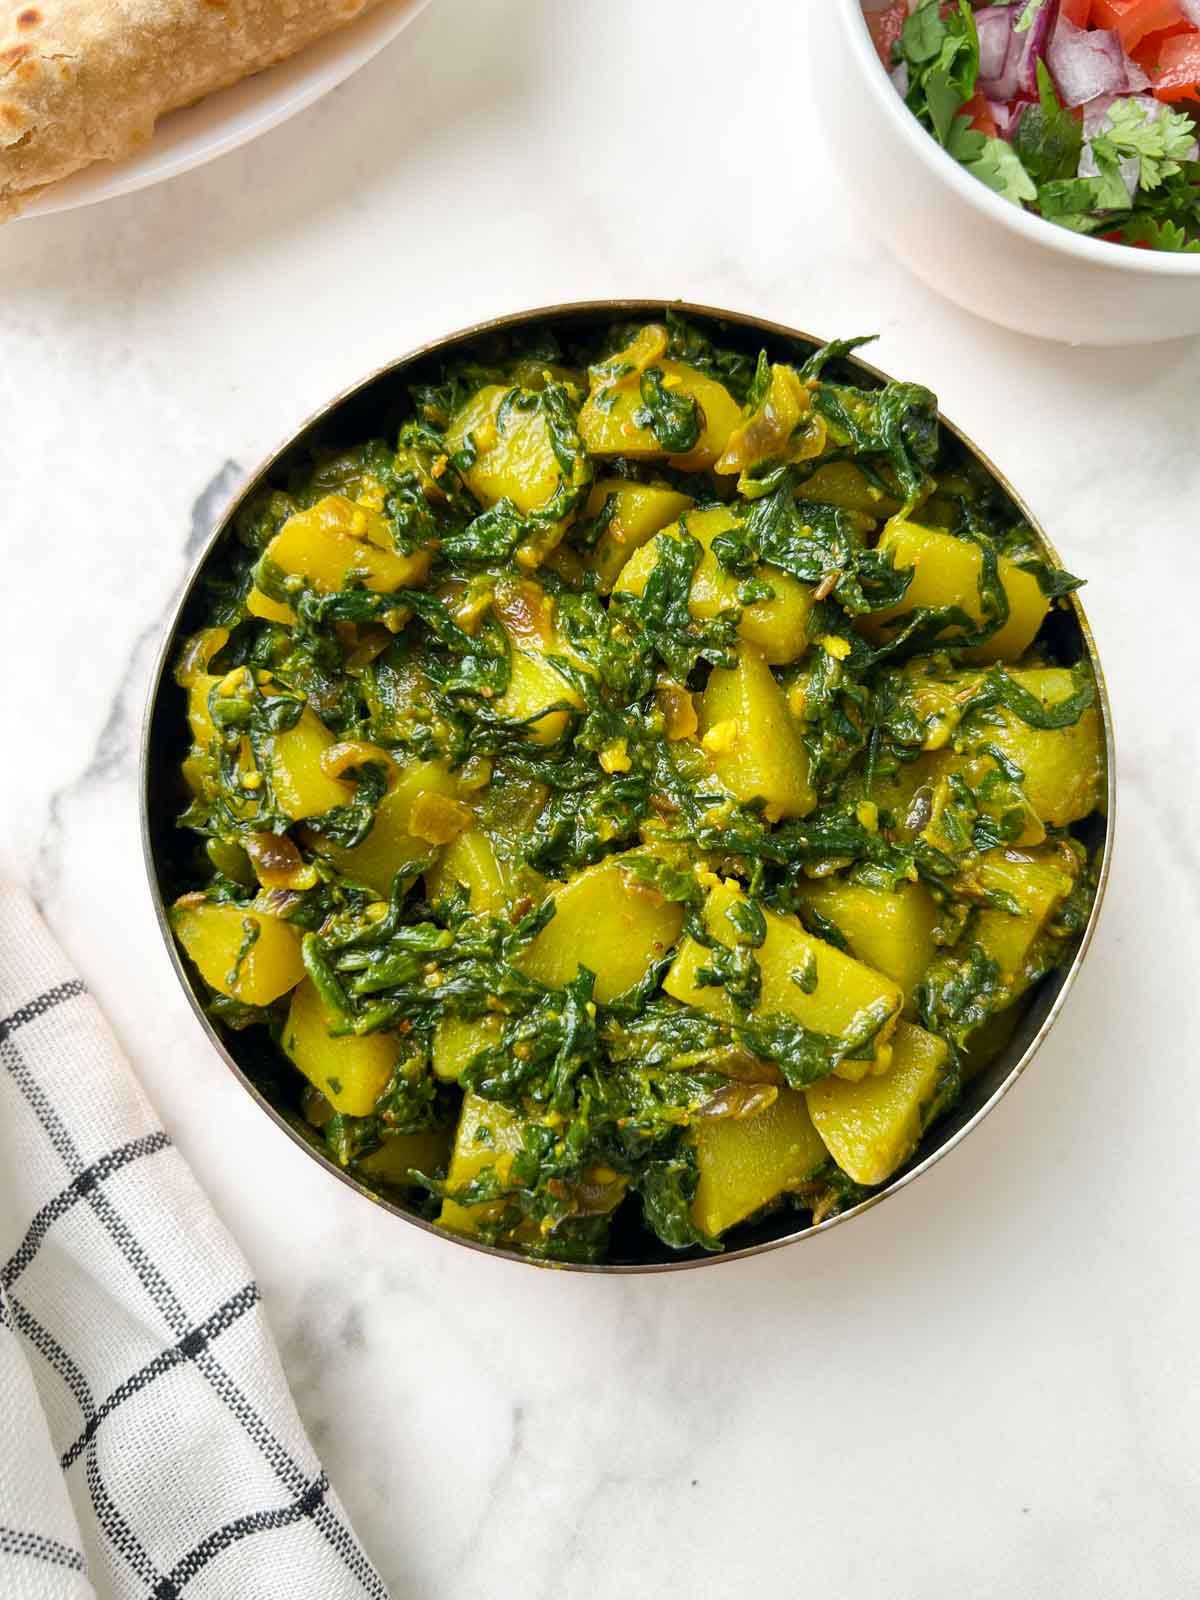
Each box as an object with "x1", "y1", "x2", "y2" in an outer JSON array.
[{"x1": 810, "y1": 0, "x2": 1200, "y2": 346}]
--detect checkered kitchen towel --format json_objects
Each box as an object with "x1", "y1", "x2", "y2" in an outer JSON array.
[{"x1": 0, "y1": 883, "x2": 388, "y2": 1600}]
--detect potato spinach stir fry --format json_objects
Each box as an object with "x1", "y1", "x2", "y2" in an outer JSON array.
[{"x1": 169, "y1": 315, "x2": 1104, "y2": 1263}]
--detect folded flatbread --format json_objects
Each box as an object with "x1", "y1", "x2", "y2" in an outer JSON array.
[{"x1": 0, "y1": 0, "x2": 386, "y2": 217}]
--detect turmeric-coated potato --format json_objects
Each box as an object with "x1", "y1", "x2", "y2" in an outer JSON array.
[
  {"x1": 431, "y1": 1013, "x2": 505, "y2": 1083},
  {"x1": 614, "y1": 509, "x2": 813, "y2": 666},
  {"x1": 438, "y1": 1093, "x2": 536, "y2": 1238},
  {"x1": 356, "y1": 1127, "x2": 453, "y2": 1188},
  {"x1": 493, "y1": 646, "x2": 583, "y2": 744},
  {"x1": 170, "y1": 896, "x2": 305, "y2": 1006},
  {"x1": 664, "y1": 881, "x2": 903, "y2": 1076},
  {"x1": 520, "y1": 854, "x2": 684, "y2": 1004},
  {"x1": 245, "y1": 587, "x2": 296, "y2": 625},
  {"x1": 578, "y1": 324, "x2": 742, "y2": 471},
  {"x1": 690, "y1": 1089, "x2": 828, "y2": 1237},
  {"x1": 283, "y1": 978, "x2": 402, "y2": 1118},
  {"x1": 445, "y1": 385, "x2": 565, "y2": 515},
  {"x1": 265, "y1": 708, "x2": 354, "y2": 822},
  {"x1": 425, "y1": 829, "x2": 507, "y2": 913},
  {"x1": 961, "y1": 668, "x2": 1104, "y2": 828},
  {"x1": 263, "y1": 494, "x2": 432, "y2": 596},
  {"x1": 806, "y1": 1020, "x2": 951, "y2": 1186},
  {"x1": 797, "y1": 460, "x2": 902, "y2": 518},
  {"x1": 859, "y1": 518, "x2": 1050, "y2": 664},
  {"x1": 583, "y1": 478, "x2": 693, "y2": 591},
  {"x1": 307, "y1": 759, "x2": 462, "y2": 896},
  {"x1": 698, "y1": 642, "x2": 816, "y2": 821},
  {"x1": 968, "y1": 847, "x2": 1076, "y2": 987},
  {"x1": 795, "y1": 876, "x2": 940, "y2": 1014}
]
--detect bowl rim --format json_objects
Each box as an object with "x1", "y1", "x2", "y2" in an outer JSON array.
[
  {"x1": 842, "y1": 0, "x2": 1200, "y2": 278},
  {"x1": 140, "y1": 297, "x2": 1117, "y2": 1274}
]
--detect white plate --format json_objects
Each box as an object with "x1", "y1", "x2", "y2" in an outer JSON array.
[{"x1": 20, "y1": 0, "x2": 432, "y2": 219}]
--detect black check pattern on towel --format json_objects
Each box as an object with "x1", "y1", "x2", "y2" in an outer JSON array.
[
  {"x1": 0, "y1": 1526, "x2": 88, "y2": 1574},
  {"x1": 0, "y1": 969, "x2": 389, "y2": 1600}
]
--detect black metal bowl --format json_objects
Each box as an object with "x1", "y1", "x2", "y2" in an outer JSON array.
[{"x1": 141, "y1": 300, "x2": 1115, "y2": 1273}]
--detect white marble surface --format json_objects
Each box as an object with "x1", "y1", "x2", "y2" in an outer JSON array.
[{"x1": 2, "y1": 2, "x2": 1199, "y2": 1595}]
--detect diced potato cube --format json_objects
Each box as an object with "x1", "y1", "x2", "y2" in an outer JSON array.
[
  {"x1": 689, "y1": 1089, "x2": 828, "y2": 1237},
  {"x1": 263, "y1": 494, "x2": 432, "y2": 595},
  {"x1": 282, "y1": 978, "x2": 402, "y2": 1118},
  {"x1": 795, "y1": 877, "x2": 939, "y2": 1014},
  {"x1": 170, "y1": 896, "x2": 305, "y2": 1006},
  {"x1": 578, "y1": 325, "x2": 742, "y2": 470},
  {"x1": 493, "y1": 647, "x2": 583, "y2": 744},
  {"x1": 858, "y1": 519, "x2": 1050, "y2": 664},
  {"x1": 688, "y1": 510, "x2": 813, "y2": 666},
  {"x1": 425, "y1": 829, "x2": 507, "y2": 913},
  {"x1": 664, "y1": 881, "x2": 903, "y2": 1074},
  {"x1": 356, "y1": 1127, "x2": 452, "y2": 1187},
  {"x1": 438, "y1": 1095, "x2": 625, "y2": 1240},
  {"x1": 699, "y1": 642, "x2": 816, "y2": 820},
  {"x1": 969, "y1": 848, "x2": 1075, "y2": 985},
  {"x1": 962, "y1": 668, "x2": 1104, "y2": 828},
  {"x1": 613, "y1": 509, "x2": 813, "y2": 666},
  {"x1": 265, "y1": 708, "x2": 353, "y2": 821},
  {"x1": 806, "y1": 1020, "x2": 951, "y2": 1186},
  {"x1": 431, "y1": 1013, "x2": 505, "y2": 1083},
  {"x1": 438, "y1": 1093, "x2": 534, "y2": 1237},
  {"x1": 797, "y1": 460, "x2": 902, "y2": 518},
  {"x1": 306, "y1": 759, "x2": 461, "y2": 895},
  {"x1": 246, "y1": 587, "x2": 296, "y2": 625},
  {"x1": 445, "y1": 384, "x2": 564, "y2": 514},
  {"x1": 520, "y1": 854, "x2": 684, "y2": 1004},
  {"x1": 583, "y1": 478, "x2": 693, "y2": 591}
]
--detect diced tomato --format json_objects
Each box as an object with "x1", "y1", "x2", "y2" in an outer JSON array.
[
  {"x1": 1151, "y1": 30, "x2": 1200, "y2": 99},
  {"x1": 866, "y1": 1, "x2": 908, "y2": 67},
  {"x1": 1091, "y1": 0, "x2": 1185, "y2": 53},
  {"x1": 961, "y1": 89, "x2": 999, "y2": 138},
  {"x1": 1061, "y1": 0, "x2": 1093, "y2": 25},
  {"x1": 1130, "y1": 21, "x2": 1194, "y2": 76}
]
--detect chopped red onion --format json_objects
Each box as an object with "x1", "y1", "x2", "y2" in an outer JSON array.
[
  {"x1": 892, "y1": 60, "x2": 910, "y2": 96},
  {"x1": 986, "y1": 97, "x2": 1010, "y2": 130},
  {"x1": 975, "y1": 6, "x2": 1015, "y2": 84},
  {"x1": 988, "y1": 99, "x2": 1024, "y2": 138},
  {"x1": 1124, "y1": 55, "x2": 1151, "y2": 92},
  {"x1": 1013, "y1": 0, "x2": 1061, "y2": 96},
  {"x1": 1048, "y1": 16, "x2": 1135, "y2": 106},
  {"x1": 979, "y1": 1, "x2": 1060, "y2": 103}
]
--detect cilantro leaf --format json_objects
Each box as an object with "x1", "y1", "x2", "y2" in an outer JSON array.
[
  {"x1": 900, "y1": 1, "x2": 980, "y2": 149},
  {"x1": 1039, "y1": 150, "x2": 1132, "y2": 228},
  {"x1": 900, "y1": 0, "x2": 947, "y2": 65},
  {"x1": 1093, "y1": 99, "x2": 1199, "y2": 193},
  {"x1": 1013, "y1": 61, "x2": 1083, "y2": 185},
  {"x1": 948, "y1": 117, "x2": 1037, "y2": 206},
  {"x1": 1121, "y1": 216, "x2": 1200, "y2": 252}
]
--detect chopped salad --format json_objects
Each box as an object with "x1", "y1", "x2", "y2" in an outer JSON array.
[{"x1": 868, "y1": 0, "x2": 1200, "y2": 250}]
